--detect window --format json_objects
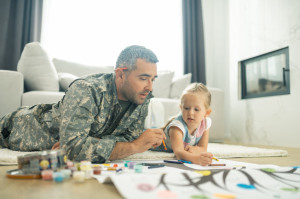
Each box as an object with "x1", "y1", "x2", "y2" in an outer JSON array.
[
  {"x1": 41, "y1": 0, "x2": 183, "y2": 76},
  {"x1": 239, "y1": 47, "x2": 290, "y2": 99}
]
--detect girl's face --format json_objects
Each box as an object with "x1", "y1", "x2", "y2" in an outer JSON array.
[{"x1": 180, "y1": 93, "x2": 211, "y2": 132}]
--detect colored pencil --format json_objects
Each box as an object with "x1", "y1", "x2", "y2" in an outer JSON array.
[
  {"x1": 209, "y1": 164, "x2": 226, "y2": 166},
  {"x1": 178, "y1": 160, "x2": 192, "y2": 164},
  {"x1": 162, "y1": 139, "x2": 167, "y2": 150},
  {"x1": 148, "y1": 165, "x2": 165, "y2": 169},
  {"x1": 213, "y1": 157, "x2": 219, "y2": 161},
  {"x1": 163, "y1": 160, "x2": 183, "y2": 164}
]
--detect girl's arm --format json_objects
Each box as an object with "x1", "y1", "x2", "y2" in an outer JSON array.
[
  {"x1": 185, "y1": 129, "x2": 210, "y2": 153},
  {"x1": 169, "y1": 127, "x2": 212, "y2": 165}
]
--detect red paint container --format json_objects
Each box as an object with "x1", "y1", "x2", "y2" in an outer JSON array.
[
  {"x1": 93, "y1": 166, "x2": 101, "y2": 175},
  {"x1": 41, "y1": 170, "x2": 53, "y2": 180}
]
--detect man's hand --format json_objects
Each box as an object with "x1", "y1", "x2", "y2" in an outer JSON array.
[
  {"x1": 51, "y1": 141, "x2": 60, "y2": 150},
  {"x1": 132, "y1": 128, "x2": 166, "y2": 153},
  {"x1": 109, "y1": 128, "x2": 165, "y2": 160}
]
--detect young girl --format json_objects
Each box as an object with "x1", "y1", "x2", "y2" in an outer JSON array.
[{"x1": 155, "y1": 83, "x2": 213, "y2": 166}]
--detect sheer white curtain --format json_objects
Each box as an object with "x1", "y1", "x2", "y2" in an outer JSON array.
[{"x1": 41, "y1": 0, "x2": 183, "y2": 76}]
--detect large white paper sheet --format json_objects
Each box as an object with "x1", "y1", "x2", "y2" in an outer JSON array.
[{"x1": 92, "y1": 160, "x2": 300, "y2": 199}]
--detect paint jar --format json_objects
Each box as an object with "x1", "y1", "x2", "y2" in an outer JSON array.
[
  {"x1": 128, "y1": 162, "x2": 136, "y2": 169},
  {"x1": 73, "y1": 171, "x2": 85, "y2": 183},
  {"x1": 124, "y1": 160, "x2": 131, "y2": 167},
  {"x1": 80, "y1": 161, "x2": 92, "y2": 179},
  {"x1": 61, "y1": 169, "x2": 72, "y2": 179},
  {"x1": 113, "y1": 164, "x2": 118, "y2": 168},
  {"x1": 41, "y1": 170, "x2": 53, "y2": 180},
  {"x1": 134, "y1": 164, "x2": 143, "y2": 173},
  {"x1": 93, "y1": 166, "x2": 101, "y2": 175},
  {"x1": 69, "y1": 166, "x2": 77, "y2": 173},
  {"x1": 66, "y1": 160, "x2": 74, "y2": 169},
  {"x1": 53, "y1": 172, "x2": 64, "y2": 182}
]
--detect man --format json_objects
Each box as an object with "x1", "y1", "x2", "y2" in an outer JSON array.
[{"x1": 0, "y1": 45, "x2": 165, "y2": 163}]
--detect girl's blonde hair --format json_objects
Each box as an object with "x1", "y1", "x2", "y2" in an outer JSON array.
[
  {"x1": 161, "y1": 82, "x2": 211, "y2": 131},
  {"x1": 181, "y1": 82, "x2": 211, "y2": 109}
]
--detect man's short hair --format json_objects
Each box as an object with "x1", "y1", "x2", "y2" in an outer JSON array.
[{"x1": 115, "y1": 45, "x2": 159, "y2": 71}]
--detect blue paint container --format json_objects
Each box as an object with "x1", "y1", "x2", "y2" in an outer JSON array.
[
  {"x1": 53, "y1": 172, "x2": 64, "y2": 182},
  {"x1": 134, "y1": 164, "x2": 143, "y2": 173}
]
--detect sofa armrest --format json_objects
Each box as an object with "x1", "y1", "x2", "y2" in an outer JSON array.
[
  {"x1": 207, "y1": 87, "x2": 225, "y2": 142},
  {"x1": 0, "y1": 70, "x2": 24, "y2": 118}
]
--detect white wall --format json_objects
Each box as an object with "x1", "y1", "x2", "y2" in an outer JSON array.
[
  {"x1": 202, "y1": 0, "x2": 230, "y2": 140},
  {"x1": 203, "y1": 0, "x2": 300, "y2": 148}
]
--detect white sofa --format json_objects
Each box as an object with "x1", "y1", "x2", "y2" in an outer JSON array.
[{"x1": 0, "y1": 42, "x2": 225, "y2": 142}]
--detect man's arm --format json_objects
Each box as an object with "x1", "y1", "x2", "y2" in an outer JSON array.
[
  {"x1": 59, "y1": 80, "x2": 114, "y2": 162},
  {"x1": 109, "y1": 128, "x2": 165, "y2": 160}
]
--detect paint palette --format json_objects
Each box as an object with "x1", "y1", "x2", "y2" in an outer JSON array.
[{"x1": 6, "y1": 169, "x2": 41, "y2": 179}]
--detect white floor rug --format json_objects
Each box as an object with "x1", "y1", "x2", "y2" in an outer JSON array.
[
  {"x1": 0, "y1": 143, "x2": 288, "y2": 165},
  {"x1": 122, "y1": 143, "x2": 288, "y2": 160}
]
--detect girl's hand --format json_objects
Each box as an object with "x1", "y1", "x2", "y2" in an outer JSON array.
[{"x1": 195, "y1": 152, "x2": 213, "y2": 166}]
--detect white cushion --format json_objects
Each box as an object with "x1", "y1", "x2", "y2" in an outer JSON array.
[
  {"x1": 152, "y1": 71, "x2": 174, "y2": 98},
  {"x1": 53, "y1": 58, "x2": 114, "y2": 77},
  {"x1": 169, "y1": 73, "x2": 192, "y2": 99},
  {"x1": 17, "y1": 42, "x2": 59, "y2": 92},
  {"x1": 58, "y1": 72, "x2": 78, "y2": 91},
  {"x1": 144, "y1": 98, "x2": 165, "y2": 129}
]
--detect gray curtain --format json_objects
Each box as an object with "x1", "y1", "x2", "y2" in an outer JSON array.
[
  {"x1": 182, "y1": 0, "x2": 206, "y2": 84},
  {"x1": 0, "y1": 0, "x2": 43, "y2": 71}
]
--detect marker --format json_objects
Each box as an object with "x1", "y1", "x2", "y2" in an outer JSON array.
[
  {"x1": 162, "y1": 140, "x2": 167, "y2": 151},
  {"x1": 116, "y1": 168, "x2": 123, "y2": 173},
  {"x1": 213, "y1": 157, "x2": 219, "y2": 161},
  {"x1": 209, "y1": 164, "x2": 226, "y2": 166},
  {"x1": 148, "y1": 165, "x2": 165, "y2": 169},
  {"x1": 178, "y1": 160, "x2": 192, "y2": 164},
  {"x1": 142, "y1": 163, "x2": 164, "y2": 166},
  {"x1": 163, "y1": 160, "x2": 183, "y2": 164}
]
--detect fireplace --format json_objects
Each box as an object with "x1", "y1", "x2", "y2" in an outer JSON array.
[{"x1": 239, "y1": 47, "x2": 290, "y2": 99}]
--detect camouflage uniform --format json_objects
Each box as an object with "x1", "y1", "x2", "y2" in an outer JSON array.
[{"x1": 0, "y1": 73, "x2": 151, "y2": 163}]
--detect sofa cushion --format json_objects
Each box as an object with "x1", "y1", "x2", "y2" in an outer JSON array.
[
  {"x1": 144, "y1": 98, "x2": 165, "y2": 129},
  {"x1": 152, "y1": 71, "x2": 174, "y2": 98},
  {"x1": 169, "y1": 73, "x2": 192, "y2": 99},
  {"x1": 53, "y1": 58, "x2": 114, "y2": 77},
  {"x1": 17, "y1": 42, "x2": 59, "y2": 92},
  {"x1": 58, "y1": 72, "x2": 78, "y2": 91}
]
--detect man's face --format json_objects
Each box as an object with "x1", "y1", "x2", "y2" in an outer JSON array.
[{"x1": 119, "y1": 58, "x2": 157, "y2": 104}]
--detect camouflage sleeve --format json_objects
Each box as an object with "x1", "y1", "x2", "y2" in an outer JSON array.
[
  {"x1": 102, "y1": 107, "x2": 147, "y2": 142},
  {"x1": 59, "y1": 80, "x2": 116, "y2": 163},
  {"x1": 124, "y1": 105, "x2": 148, "y2": 141}
]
